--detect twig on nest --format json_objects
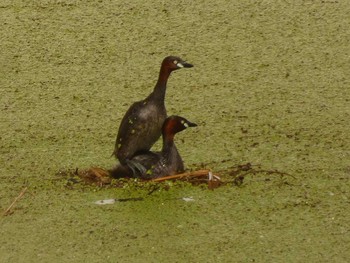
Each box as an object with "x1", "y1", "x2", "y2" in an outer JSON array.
[
  {"x1": 251, "y1": 169, "x2": 295, "y2": 179},
  {"x1": 152, "y1": 170, "x2": 221, "y2": 189},
  {"x1": 80, "y1": 167, "x2": 112, "y2": 186},
  {"x1": 222, "y1": 162, "x2": 295, "y2": 186},
  {"x1": 3, "y1": 187, "x2": 28, "y2": 216},
  {"x1": 152, "y1": 169, "x2": 211, "y2": 182}
]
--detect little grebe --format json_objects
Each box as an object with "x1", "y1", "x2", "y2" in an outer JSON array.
[
  {"x1": 112, "y1": 56, "x2": 193, "y2": 170},
  {"x1": 110, "y1": 115, "x2": 197, "y2": 179}
]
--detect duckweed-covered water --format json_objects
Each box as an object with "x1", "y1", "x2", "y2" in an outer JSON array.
[{"x1": 1, "y1": 1, "x2": 350, "y2": 262}]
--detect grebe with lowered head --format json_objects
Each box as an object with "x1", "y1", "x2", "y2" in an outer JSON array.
[{"x1": 110, "y1": 115, "x2": 197, "y2": 179}]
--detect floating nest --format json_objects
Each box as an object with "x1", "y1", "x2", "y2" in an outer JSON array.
[{"x1": 57, "y1": 162, "x2": 294, "y2": 190}]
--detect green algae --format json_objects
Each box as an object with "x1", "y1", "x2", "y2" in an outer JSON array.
[{"x1": 1, "y1": 0, "x2": 350, "y2": 262}]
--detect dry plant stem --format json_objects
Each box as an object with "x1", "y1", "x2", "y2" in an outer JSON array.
[
  {"x1": 3, "y1": 187, "x2": 28, "y2": 216},
  {"x1": 255, "y1": 169, "x2": 296, "y2": 179},
  {"x1": 152, "y1": 169, "x2": 211, "y2": 182}
]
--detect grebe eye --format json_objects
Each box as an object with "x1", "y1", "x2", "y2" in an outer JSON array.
[
  {"x1": 181, "y1": 120, "x2": 189, "y2": 127},
  {"x1": 173, "y1": 60, "x2": 178, "y2": 64}
]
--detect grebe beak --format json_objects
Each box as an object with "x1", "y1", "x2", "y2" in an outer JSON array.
[
  {"x1": 185, "y1": 121, "x2": 197, "y2": 128},
  {"x1": 177, "y1": 61, "x2": 193, "y2": 68}
]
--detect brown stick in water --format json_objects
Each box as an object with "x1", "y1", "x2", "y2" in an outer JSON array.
[{"x1": 3, "y1": 187, "x2": 28, "y2": 216}]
